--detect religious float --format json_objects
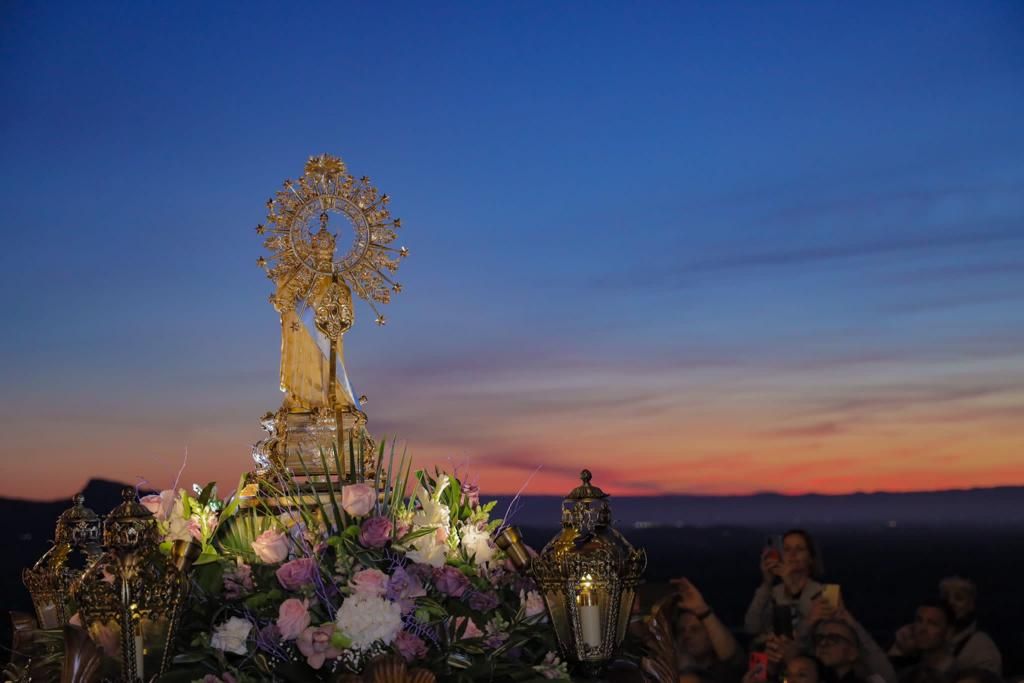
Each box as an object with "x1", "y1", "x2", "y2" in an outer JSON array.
[{"x1": 13, "y1": 155, "x2": 665, "y2": 683}]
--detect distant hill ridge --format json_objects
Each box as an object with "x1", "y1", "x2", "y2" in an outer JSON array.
[{"x1": 6, "y1": 479, "x2": 1023, "y2": 528}]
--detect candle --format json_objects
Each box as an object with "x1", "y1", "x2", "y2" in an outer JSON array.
[
  {"x1": 580, "y1": 603, "x2": 601, "y2": 648},
  {"x1": 577, "y1": 586, "x2": 602, "y2": 650}
]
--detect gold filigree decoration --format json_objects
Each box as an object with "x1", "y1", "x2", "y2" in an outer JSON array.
[
  {"x1": 314, "y1": 281, "x2": 354, "y2": 340},
  {"x1": 260, "y1": 153, "x2": 407, "y2": 323}
]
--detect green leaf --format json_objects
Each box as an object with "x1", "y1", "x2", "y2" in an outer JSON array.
[{"x1": 197, "y1": 481, "x2": 217, "y2": 507}]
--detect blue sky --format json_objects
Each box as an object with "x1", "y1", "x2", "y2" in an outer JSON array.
[{"x1": 1, "y1": 1, "x2": 1022, "y2": 498}]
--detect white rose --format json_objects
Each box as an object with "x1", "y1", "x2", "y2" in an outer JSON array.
[
  {"x1": 335, "y1": 593, "x2": 403, "y2": 649},
  {"x1": 211, "y1": 616, "x2": 252, "y2": 655}
]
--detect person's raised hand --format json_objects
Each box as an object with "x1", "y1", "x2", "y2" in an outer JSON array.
[
  {"x1": 671, "y1": 577, "x2": 709, "y2": 614},
  {"x1": 807, "y1": 596, "x2": 834, "y2": 625},
  {"x1": 765, "y1": 635, "x2": 784, "y2": 664}
]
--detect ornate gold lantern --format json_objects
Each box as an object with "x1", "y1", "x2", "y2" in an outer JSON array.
[
  {"x1": 72, "y1": 489, "x2": 190, "y2": 682},
  {"x1": 23, "y1": 493, "x2": 103, "y2": 629},
  {"x1": 531, "y1": 470, "x2": 646, "y2": 677}
]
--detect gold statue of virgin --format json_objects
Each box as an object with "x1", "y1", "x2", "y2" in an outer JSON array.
[{"x1": 245, "y1": 154, "x2": 406, "y2": 494}]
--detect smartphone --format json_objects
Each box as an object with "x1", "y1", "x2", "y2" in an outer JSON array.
[
  {"x1": 820, "y1": 584, "x2": 841, "y2": 610},
  {"x1": 772, "y1": 604, "x2": 794, "y2": 638},
  {"x1": 763, "y1": 535, "x2": 783, "y2": 563},
  {"x1": 749, "y1": 652, "x2": 770, "y2": 683}
]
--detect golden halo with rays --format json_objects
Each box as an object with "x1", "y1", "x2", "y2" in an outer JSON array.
[{"x1": 257, "y1": 153, "x2": 407, "y2": 325}]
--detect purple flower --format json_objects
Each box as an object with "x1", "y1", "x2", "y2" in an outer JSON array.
[
  {"x1": 386, "y1": 566, "x2": 426, "y2": 614},
  {"x1": 255, "y1": 623, "x2": 282, "y2": 653},
  {"x1": 467, "y1": 590, "x2": 499, "y2": 612},
  {"x1": 223, "y1": 563, "x2": 254, "y2": 600},
  {"x1": 484, "y1": 631, "x2": 508, "y2": 649},
  {"x1": 407, "y1": 562, "x2": 434, "y2": 583},
  {"x1": 275, "y1": 557, "x2": 318, "y2": 591},
  {"x1": 433, "y1": 565, "x2": 470, "y2": 598},
  {"x1": 359, "y1": 515, "x2": 393, "y2": 548},
  {"x1": 395, "y1": 629, "x2": 428, "y2": 662},
  {"x1": 461, "y1": 482, "x2": 480, "y2": 509}
]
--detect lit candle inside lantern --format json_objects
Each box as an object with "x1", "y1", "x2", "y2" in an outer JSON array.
[{"x1": 577, "y1": 575, "x2": 601, "y2": 650}]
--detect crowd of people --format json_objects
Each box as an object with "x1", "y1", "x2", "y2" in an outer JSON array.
[{"x1": 648, "y1": 529, "x2": 1010, "y2": 683}]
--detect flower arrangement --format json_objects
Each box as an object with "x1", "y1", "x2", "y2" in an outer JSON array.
[{"x1": 141, "y1": 448, "x2": 568, "y2": 682}]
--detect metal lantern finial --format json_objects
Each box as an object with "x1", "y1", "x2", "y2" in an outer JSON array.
[{"x1": 531, "y1": 470, "x2": 646, "y2": 677}]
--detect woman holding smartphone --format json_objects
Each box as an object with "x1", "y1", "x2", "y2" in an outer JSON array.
[{"x1": 744, "y1": 529, "x2": 824, "y2": 640}]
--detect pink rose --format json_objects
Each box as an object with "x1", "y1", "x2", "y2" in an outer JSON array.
[
  {"x1": 296, "y1": 623, "x2": 342, "y2": 670},
  {"x1": 252, "y1": 528, "x2": 289, "y2": 564},
  {"x1": 359, "y1": 515, "x2": 393, "y2": 548},
  {"x1": 276, "y1": 557, "x2": 318, "y2": 591},
  {"x1": 395, "y1": 629, "x2": 428, "y2": 662},
  {"x1": 350, "y1": 568, "x2": 389, "y2": 597},
  {"x1": 276, "y1": 598, "x2": 311, "y2": 640},
  {"x1": 433, "y1": 565, "x2": 470, "y2": 598},
  {"x1": 139, "y1": 490, "x2": 176, "y2": 521},
  {"x1": 455, "y1": 616, "x2": 483, "y2": 639},
  {"x1": 341, "y1": 483, "x2": 376, "y2": 517}
]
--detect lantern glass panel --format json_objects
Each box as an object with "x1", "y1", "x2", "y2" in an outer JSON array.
[
  {"x1": 37, "y1": 600, "x2": 60, "y2": 629},
  {"x1": 616, "y1": 588, "x2": 635, "y2": 641},
  {"x1": 543, "y1": 589, "x2": 571, "y2": 647}
]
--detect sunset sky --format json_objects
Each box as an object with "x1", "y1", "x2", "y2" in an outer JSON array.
[{"x1": 1, "y1": 2, "x2": 1022, "y2": 500}]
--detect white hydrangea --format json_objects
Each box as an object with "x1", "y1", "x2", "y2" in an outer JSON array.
[{"x1": 335, "y1": 593, "x2": 403, "y2": 649}]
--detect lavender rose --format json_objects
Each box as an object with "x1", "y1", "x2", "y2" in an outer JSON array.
[
  {"x1": 433, "y1": 565, "x2": 470, "y2": 598},
  {"x1": 395, "y1": 629, "x2": 428, "y2": 662},
  {"x1": 359, "y1": 515, "x2": 393, "y2": 548},
  {"x1": 275, "y1": 557, "x2": 317, "y2": 591},
  {"x1": 466, "y1": 590, "x2": 499, "y2": 612}
]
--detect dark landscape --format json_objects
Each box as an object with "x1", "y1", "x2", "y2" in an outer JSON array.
[{"x1": 3, "y1": 481, "x2": 1023, "y2": 674}]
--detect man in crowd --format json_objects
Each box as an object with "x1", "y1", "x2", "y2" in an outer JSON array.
[{"x1": 890, "y1": 599, "x2": 958, "y2": 682}]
